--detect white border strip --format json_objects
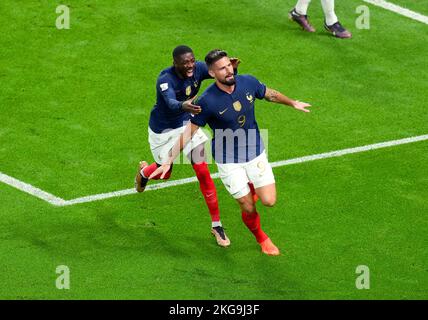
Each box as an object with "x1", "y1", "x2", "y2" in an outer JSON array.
[
  {"x1": 63, "y1": 176, "x2": 209, "y2": 206},
  {"x1": 363, "y1": 0, "x2": 428, "y2": 25},
  {"x1": 62, "y1": 134, "x2": 428, "y2": 206},
  {"x1": 1, "y1": 134, "x2": 427, "y2": 206},
  {"x1": 0, "y1": 172, "x2": 66, "y2": 206}
]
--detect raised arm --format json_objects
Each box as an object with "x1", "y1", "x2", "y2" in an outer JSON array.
[
  {"x1": 264, "y1": 87, "x2": 311, "y2": 113},
  {"x1": 149, "y1": 122, "x2": 200, "y2": 179}
]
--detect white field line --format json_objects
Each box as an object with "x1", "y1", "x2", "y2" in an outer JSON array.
[
  {"x1": 60, "y1": 134, "x2": 428, "y2": 206},
  {"x1": 0, "y1": 172, "x2": 66, "y2": 206},
  {"x1": 363, "y1": 0, "x2": 428, "y2": 25},
  {"x1": 1, "y1": 134, "x2": 427, "y2": 207},
  {"x1": 63, "y1": 176, "x2": 212, "y2": 206}
]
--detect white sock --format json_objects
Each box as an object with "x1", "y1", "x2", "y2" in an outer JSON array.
[
  {"x1": 295, "y1": 0, "x2": 311, "y2": 15},
  {"x1": 321, "y1": 0, "x2": 338, "y2": 26},
  {"x1": 212, "y1": 221, "x2": 222, "y2": 228}
]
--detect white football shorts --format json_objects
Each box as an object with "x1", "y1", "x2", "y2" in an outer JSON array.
[
  {"x1": 216, "y1": 151, "x2": 275, "y2": 199},
  {"x1": 148, "y1": 125, "x2": 208, "y2": 164}
]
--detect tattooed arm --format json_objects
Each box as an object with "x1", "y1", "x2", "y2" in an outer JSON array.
[{"x1": 264, "y1": 87, "x2": 311, "y2": 113}]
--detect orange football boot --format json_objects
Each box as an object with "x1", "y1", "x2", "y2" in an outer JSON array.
[{"x1": 260, "y1": 238, "x2": 280, "y2": 256}]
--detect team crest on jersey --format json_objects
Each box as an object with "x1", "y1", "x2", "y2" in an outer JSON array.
[
  {"x1": 246, "y1": 93, "x2": 254, "y2": 104},
  {"x1": 186, "y1": 86, "x2": 191, "y2": 96},
  {"x1": 233, "y1": 101, "x2": 242, "y2": 112},
  {"x1": 194, "y1": 81, "x2": 198, "y2": 88}
]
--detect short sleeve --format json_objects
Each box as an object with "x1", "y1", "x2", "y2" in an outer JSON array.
[{"x1": 246, "y1": 75, "x2": 266, "y2": 99}]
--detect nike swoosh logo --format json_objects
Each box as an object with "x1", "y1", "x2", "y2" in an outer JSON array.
[{"x1": 219, "y1": 108, "x2": 228, "y2": 115}]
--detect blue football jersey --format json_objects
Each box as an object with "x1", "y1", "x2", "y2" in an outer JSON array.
[
  {"x1": 191, "y1": 75, "x2": 267, "y2": 163},
  {"x1": 149, "y1": 61, "x2": 211, "y2": 133}
]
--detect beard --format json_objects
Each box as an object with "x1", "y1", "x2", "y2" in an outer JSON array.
[{"x1": 219, "y1": 75, "x2": 236, "y2": 86}]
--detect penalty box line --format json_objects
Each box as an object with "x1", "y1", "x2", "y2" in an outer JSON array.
[
  {"x1": 1, "y1": 134, "x2": 427, "y2": 207},
  {"x1": 363, "y1": 0, "x2": 428, "y2": 25}
]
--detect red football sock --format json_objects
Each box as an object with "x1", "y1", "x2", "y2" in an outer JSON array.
[
  {"x1": 192, "y1": 162, "x2": 220, "y2": 223},
  {"x1": 248, "y1": 182, "x2": 259, "y2": 203},
  {"x1": 241, "y1": 212, "x2": 268, "y2": 243},
  {"x1": 142, "y1": 162, "x2": 172, "y2": 180}
]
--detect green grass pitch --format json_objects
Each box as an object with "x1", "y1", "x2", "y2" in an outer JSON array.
[{"x1": 0, "y1": 0, "x2": 427, "y2": 299}]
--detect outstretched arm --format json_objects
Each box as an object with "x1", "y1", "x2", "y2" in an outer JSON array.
[
  {"x1": 149, "y1": 122, "x2": 200, "y2": 179},
  {"x1": 181, "y1": 95, "x2": 201, "y2": 115},
  {"x1": 264, "y1": 87, "x2": 311, "y2": 113},
  {"x1": 158, "y1": 77, "x2": 201, "y2": 114}
]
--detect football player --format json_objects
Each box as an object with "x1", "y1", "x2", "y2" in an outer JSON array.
[
  {"x1": 135, "y1": 46, "x2": 242, "y2": 247},
  {"x1": 150, "y1": 49, "x2": 312, "y2": 255}
]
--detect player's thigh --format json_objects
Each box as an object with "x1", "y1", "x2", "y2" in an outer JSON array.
[
  {"x1": 184, "y1": 128, "x2": 209, "y2": 163},
  {"x1": 186, "y1": 141, "x2": 206, "y2": 164},
  {"x1": 148, "y1": 127, "x2": 177, "y2": 164},
  {"x1": 246, "y1": 152, "x2": 276, "y2": 206},
  {"x1": 217, "y1": 163, "x2": 251, "y2": 200},
  {"x1": 148, "y1": 126, "x2": 208, "y2": 164},
  {"x1": 255, "y1": 183, "x2": 276, "y2": 207}
]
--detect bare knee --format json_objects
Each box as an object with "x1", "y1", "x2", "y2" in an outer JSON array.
[
  {"x1": 254, "y1": 183, "x2": 276, "y2": 207},
  {"x1": 237, "y1": 195, "x2": 256, "y2": 213},
  {"x1": 260, "y1": 195, "x2": 276, "y2": 207},
  {"x1": 243, "y1": 202, "x2": 256, "y2": 213}
]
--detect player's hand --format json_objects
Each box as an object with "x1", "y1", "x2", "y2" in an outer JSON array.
[
  {"x1": 181, "y1": 96, "x2": 201, "y2": 115},
  {"x1": 292, "y1": 100, "x2": 311, "y2": 113},
  {"x1": 149, "y1": 163, "x2": 171, "y2": 180},
  {"x1": 230, "y1": 57, "x2": 241, "y2": 69}
]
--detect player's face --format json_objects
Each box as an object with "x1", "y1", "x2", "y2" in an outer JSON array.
[
  {"x1": 174, "y1": 52, "x2": 196, "y2": 78},
  {"x1": 212, "y1": 57, "x2": 235, "y2": 86}
]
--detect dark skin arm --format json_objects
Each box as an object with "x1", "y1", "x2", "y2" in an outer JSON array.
[
  {"x1": 230, "y1": 57, "x2": 241, "y2": 70},
  {"x1": 181, "y1": 96, "x2": 201, "y2": 115}
]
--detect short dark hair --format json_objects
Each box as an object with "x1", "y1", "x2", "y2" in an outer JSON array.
[
  {"x1": 205, "y1": 49, "x2": 228, "y2": 68},
  {"x1": 172, "y1": 45, "x2": 193, "y2": 60}
]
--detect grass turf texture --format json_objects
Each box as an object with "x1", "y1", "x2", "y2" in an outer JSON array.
[{"x1": 0, "y1": 0, "x2": 427, "y2": 299}]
